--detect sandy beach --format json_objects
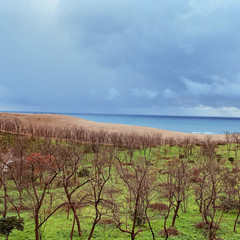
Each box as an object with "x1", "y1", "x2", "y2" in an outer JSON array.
[{"x1": 0, "y1": 113, "x2": 226, "y2": 142}]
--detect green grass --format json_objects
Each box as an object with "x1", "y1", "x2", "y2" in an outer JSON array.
[
  {"x1": 4, "y1": 204, "x2": 240, "y2": 240},
  {"x1": 1, "y1": 134, "x2": 240, "y2": 239}
]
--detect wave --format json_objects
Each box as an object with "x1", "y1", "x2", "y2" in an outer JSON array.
[{"x1": 192, "y1": 132, "x2": 217, "y2": 134}]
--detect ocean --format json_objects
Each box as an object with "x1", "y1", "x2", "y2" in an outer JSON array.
[
  {"x1": 2, "y1": 111, "x2": 240, "y2": 134},
  {"x1": 66, "y1": 113, "x2": 240, "y2": 134}
]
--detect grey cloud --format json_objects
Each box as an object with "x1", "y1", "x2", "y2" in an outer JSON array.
[
  {"x1": 105, "y1": 88, "x2": 120, "y2": 100},
  {"x1": 163, "y1": 89, "x2": 176, "y2": 99},
  {"x1": 182, "y1": 75, "x2": 240, "y2": 98},
  {"x1": 181, "y1": 77, "x2": 212, "y2": 96},
  {"x1": 1, "y1": 0, "x2": 240, "y2": 116},
  {"x1": 131, "y1": 88, "x2": 159, "y2": 100}
]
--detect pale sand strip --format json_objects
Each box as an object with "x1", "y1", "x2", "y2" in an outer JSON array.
[{"x1": 0, "y1": 113, "x2": 225, "y2": 141}]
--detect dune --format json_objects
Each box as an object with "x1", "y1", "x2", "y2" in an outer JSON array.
[{"x1": 0, "y1": 112, "x2": 226, "y2": 141}]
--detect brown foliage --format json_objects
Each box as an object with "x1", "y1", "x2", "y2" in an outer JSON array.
[
  {"x1": 159, "y1": 227, "x2": 179, "y2": 236},
  {"x1": 149, "y1": 203, "x2": 168, "y2": 212}
]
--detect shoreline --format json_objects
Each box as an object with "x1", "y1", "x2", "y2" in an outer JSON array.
[{"x1": 0, "y1": 112, "x2": 226, "y2": 142}]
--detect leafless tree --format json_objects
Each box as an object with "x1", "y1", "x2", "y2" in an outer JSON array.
[
  {"x1": 225, "y1": 131, "x2": 232, "y2": 156},
  {"x1": 22, "y1": 152, "x2": 60, "y2": 240},
  {"x1": 0, "y1": 151, "x2": 10, "y2": 218},
  {"x1": 231, "y1": 132, "x2": 240, "y2": 160},
  {"x1": 87, "y1": 147, "x2": 114, "y2": 240},
  {"x1": 158, "y1": 158, "x2": 189, "y2": 239},
  {"x1": 55, "y1": 144, "x2": 88, "y2": 239},
  {"x1": 193, "y1": 156, "x2": 226, "y2": 240},
  {"x1": 112, "y1": 154, "x2": 156, "y2": 240}
]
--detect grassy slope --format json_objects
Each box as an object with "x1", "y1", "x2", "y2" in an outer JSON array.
[{"x1": 1, "y1": 139, "x2": 240, "y2": 240}]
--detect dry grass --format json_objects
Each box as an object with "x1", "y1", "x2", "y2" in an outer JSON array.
[{"x1": 0, "y1": 112, "x2": 225, "y2": 141}]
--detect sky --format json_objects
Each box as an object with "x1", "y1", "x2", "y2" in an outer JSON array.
[{"x1": 1, "y1": 0, "x2": 240, "y2": 117}]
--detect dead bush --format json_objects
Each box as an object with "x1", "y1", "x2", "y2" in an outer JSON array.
[{"x1": 159, "y1": 227, "x2": 179, "y2": 236}]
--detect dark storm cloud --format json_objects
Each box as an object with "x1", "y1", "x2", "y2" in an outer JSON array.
[{"x1": 1, "y1": 0, "x2": 240, "y2": 116}]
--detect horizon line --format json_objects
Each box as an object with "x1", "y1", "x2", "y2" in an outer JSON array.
[{"x1": 1, "y1": 110, "x2": 240, "y2": 120}]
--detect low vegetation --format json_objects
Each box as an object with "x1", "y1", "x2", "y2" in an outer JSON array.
[{"x1": 0, "y1": 117, "x2": 240, "y2": 239}]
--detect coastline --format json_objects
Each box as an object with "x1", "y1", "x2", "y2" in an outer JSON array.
[{"x1": 0, "y1": 112, "x2": 226, "y2": 142}]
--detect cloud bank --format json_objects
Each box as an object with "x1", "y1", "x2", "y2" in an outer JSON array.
[{"x1": 1, "y1": 0, "x2": 240, "y2": 116}]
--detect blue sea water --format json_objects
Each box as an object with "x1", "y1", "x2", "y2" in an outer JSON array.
[
  {"x1": 66, "y1": 113, "x2": 240, "y2": 134},
  {"x1": 2, "y1": 111, "x2": 240, "y2": 134}
]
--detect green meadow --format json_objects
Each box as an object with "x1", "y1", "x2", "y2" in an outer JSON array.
[{"x1": 1, "y1": 132, "x2": 240, "y2": 240}]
